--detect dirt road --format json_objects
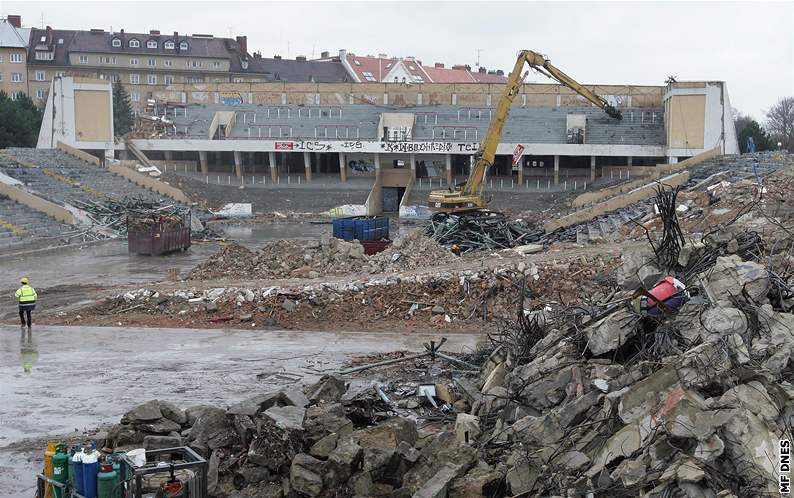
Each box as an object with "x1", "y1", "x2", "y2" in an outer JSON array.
[{"x1": 0, "y1": 324, "x2": 480, "y2": 498}]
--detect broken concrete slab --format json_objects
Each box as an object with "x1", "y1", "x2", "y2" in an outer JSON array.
[
  {"x1": 454, "y1": 413, "x2": 480, "y2": 444},
  {"x1": 121, "y1": 399, "x2": 162, "y2": 424},
  {"x1": 289, "y1": 453, "x2": 325, "y2": 497},
  {"x1": 703, "y1": 255, "x2": 769, "y2": 307},
  {"x1": 351, "y1": 417, "x2": 418, "y2": 450},
  {"x1": 305, "y1": 374, "x2": 347, "y2": 404},
  {"x1": 263, "y1": 405, "x2": 306, "y2": 431},
  {"x1": 586, "y1": 308, "x2": 637, "y2": 355},
  {"x1": 411, "y1": 463, "x2": 464, "y2": 498}
]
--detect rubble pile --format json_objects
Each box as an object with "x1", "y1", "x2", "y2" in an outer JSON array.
[
  {"x1": 87, "y1": 251, "x2": 618, "y2": 331},
  {"x1": 188, "y1": 238, "x2": 368, "y2": 280},
  {"x1": 368, "y1": 228, "x2": 459, "y2": 272},
  {"x1": 189, "y1": 229, "x2": 457, "y2": 281},
  {"x1": 101, "y1": 236, "x2": 794, "y2": 497}
]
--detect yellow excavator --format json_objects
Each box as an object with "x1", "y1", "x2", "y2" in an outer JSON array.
[{"x1": 428, "y1": 50, "x2": 622, "y2": 212}]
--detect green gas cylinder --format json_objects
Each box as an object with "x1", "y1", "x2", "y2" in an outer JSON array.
[
  {"x1": 51, "y1": 445, "x2": 70, "y2": 498},
  {"x1": 97, "y1": 463, "x2": 119, "y2": 498}
]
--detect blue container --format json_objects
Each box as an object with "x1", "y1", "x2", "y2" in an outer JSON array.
[
  {"x1": 333, "y1": 216, "x2": 389, "y2": 242},
  {"x1": 332, "y1": 217, "x2": 356, "y2": 241},
  {"x1": 71, "y1": 451, "x2": 84, "y2": 495},
  {"x1": 81, "y1": 451, "x2": 100, "y2": 498}
]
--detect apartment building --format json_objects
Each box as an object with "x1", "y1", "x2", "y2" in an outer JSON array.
[
  {"x1": 0, "y1": 15, "x2": 31, "y2": 99},
  {"x1": 26, "y1": 26, "x2": 257, "y2": 106}
]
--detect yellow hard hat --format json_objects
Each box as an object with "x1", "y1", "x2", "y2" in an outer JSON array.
[{"x1": 20, "y1": 277, "x2": 28, "y2": 284}]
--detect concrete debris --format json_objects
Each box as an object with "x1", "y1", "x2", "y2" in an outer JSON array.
[{"x1": 188, "y1": 228, "x2": 456, "y2": 281}]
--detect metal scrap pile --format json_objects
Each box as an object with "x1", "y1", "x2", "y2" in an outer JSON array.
[
  {"x1": 424, "y1": 210, "x2": 544, "y2": 254},
  {"x1": 72, "y1": 197, "x2": 189, "y2": 237}
]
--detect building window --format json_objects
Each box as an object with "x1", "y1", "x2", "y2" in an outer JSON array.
[
  {"x1": 233, "y1": 77, "x2": 243, "y2": 83},
  {"x1": 0, "y1": 55, "x2": 3, "y2": 62},
  {"x1": 164, "y1": 75, "x2": 174, "y2": 85},
  {"x1": 190, "y1": 60, "x2": 202, "y2": 68},
  {"x1": 164, "y1": 40, "x2": 175, "y2": 50},
  {"x1": 147, "y1": 74, "x2": 157, "y2": 85},
  {"x1": 79, "y1": 55, "x2": 88, "y2": 64},
  {"x1": 129, "y1": 39, "x2": 140, "y2": 48},
  {"x1": 35, "y1": 51, "x2": 54, "y2": 61},
  {"x1": 147, "y1": 40, "x2": 157, "y2": 49},
  {"x1": 56, "y1": 71, "x2": 65, "y2": 77},
  {"x1": 112, "y1": 38, "x2": 122, "y2": 47},
  {"x1": 130, "y1": 74, "x2": 140, "y2": 84},
  {"x1": 148, "y1": 58, "x2": 156, "y2": 66},
  {"x1": 11, "y1": 73, "x2": 23, "y2": 82},
  {"x1": 361, "y1": 71, "x2": 376, "y2": 82},
  {"x1": 58, "y1": 38, "x2": 64, "y2": 45},
  {"x1": 353, "y1": 60, "x2": 361, "y2": 66},
  {"x1": 130, "y1": 58, "x2": 139, "y2": 65},
  {"x1": 163, "y1": 59, "x2": 172, "y2": 67},
  {"x1": 187, "y1": 76, "x2": 203, "y2": 83},
  {"x1": 0, "y1": 74, "x2": 3, "y2": 81},
  {"x1": 37, "y1": 89, "x2": 48, "y2": 99},
  {"x1": 412, "y1": 75, "x2": 424, "y2": 83},
  {"x1": 111, "y1": 74, "x2": 120, "y2": 82},
  {"x1": 10, "y1": 53, "x2": 22, "y2": 63},
  {"x1": 10, "y1": 92, "x2": 19, "y2": 100},
  {"x1": 101, "y1": 56, "x2": 116, "y2": 64},
  {"x1": 35, "y1": 71, "x2": 46, "y2": 81},
  {"x1": 131, "y1": 92, "x2": 140, "y2": 102},
  {"x1": 179, "y1": 41, "x2": 189, "y2": 50},
  {"x1": 213, "y1": 61, "x2": 221, "y2": 68}
]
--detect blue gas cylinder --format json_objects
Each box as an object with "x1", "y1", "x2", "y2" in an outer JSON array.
[
  {"x1": 71, "y1": 449, "x2": 84, "y2": 495},
  {"x1": 81, "y1": 450, "x2": 100, "y2": 498}
]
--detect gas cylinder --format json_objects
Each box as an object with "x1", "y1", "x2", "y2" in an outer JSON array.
[
  {"x1": 71, "y1": 449, "x2": 85, "y2": 496},
  {"x1": 81, "y1": 449, "x2": 100, "y2": 498},
  {"x1": 51, "y1": 444, "x2": 70, "y2": 498},
  {"x1": 97, "y1": 463, "x2": 119, "y2": 498},
  {"x1": 43, "y1": 442, "x2": 57, "y2": 498}
]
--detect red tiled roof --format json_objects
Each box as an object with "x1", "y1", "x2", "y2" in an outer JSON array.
[
  {"x1": 345, "y1": 54, "x2": 395, "y2": 82},
  {"x1": 421, "y1": 66, "x2": 476, "y2": 83},
  {"x1": 470, "y1": 71, "x2": 508, "y2": 83}
]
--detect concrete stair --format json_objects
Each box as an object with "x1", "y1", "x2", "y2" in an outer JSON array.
[
  {"x1": 0, "y1": 195, "x2": 74, "y2": 248},
  {"x1": 0, "y1": 148, "x2": 164, "y2": 207}
]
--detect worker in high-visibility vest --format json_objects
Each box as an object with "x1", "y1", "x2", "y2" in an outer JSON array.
[{"x1": 15, "y1": 277, "x2": 37, "y2": 332}]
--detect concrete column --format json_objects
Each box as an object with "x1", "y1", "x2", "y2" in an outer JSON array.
[
  {"x1": 233, "y1": 151, "x2": 243, "y2": 178},
  {"x1": 554, "y1": 155, "x2": 560, "y2": 185},
  {"x1": 339, "y1": 152, "x2": 347, "y2": 182},
  {"x1": 303, "y1": 152, "x2": 312, "y2": 183},
  {"x1": 199, "y1": 151, "x2": 208, "y2": 174},
  {"x1": 268, "y1": 151, "x2": 278, "y2": 182},
  {"x1": 215, "y1": 151, "x2": 223, "y2": 166},
  {"x1": 590, "y1": 155, "x2": 596, "y2": 182},
  {"x1": 374, "y1": 153, "x2": 381, "y2": 181},
  {"x1": 164, "y1": 151, "x2": 173, "y2": 170},
  {"x1": 409, "y1": 153, "x2": 417, "y2": 176},
  {"x1": 627, "y1": 156, "x2": 633, "y2": 167},
  {"x1": 445, "y1": 154, "x2": 452, "y2": 185}
]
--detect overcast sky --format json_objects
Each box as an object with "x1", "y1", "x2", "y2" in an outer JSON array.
[{"x1": 3, "y1": 1, "x2": 792, "y2": 120}]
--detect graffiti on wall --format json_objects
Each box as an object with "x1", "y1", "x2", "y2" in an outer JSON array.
[{"x1": 220, "y1": 91, "x2": 243, "y2": 105}]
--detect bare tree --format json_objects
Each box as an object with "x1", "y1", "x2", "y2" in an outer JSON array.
[{"x1": 765, "y1": 96, "x2": 794, "y2": 150}]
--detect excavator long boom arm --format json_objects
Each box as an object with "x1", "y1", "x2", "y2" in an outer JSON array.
[{"x1": 461, "y1": 50, "x2": 622, "y2": 197}]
